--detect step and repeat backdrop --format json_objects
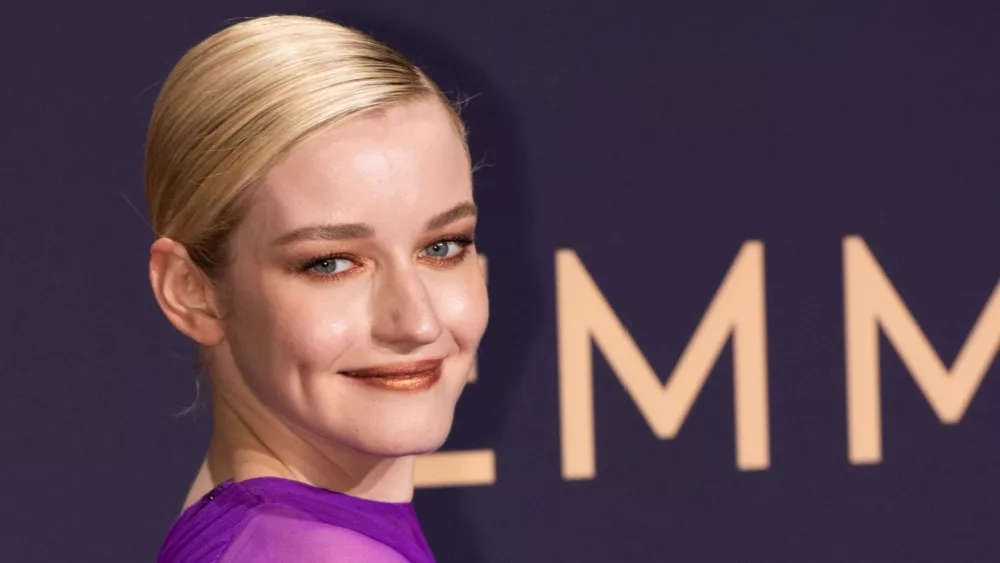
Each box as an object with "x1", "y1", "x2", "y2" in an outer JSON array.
[{"x1": 2, "y1": 1, "x2": 999, "y2": 561}]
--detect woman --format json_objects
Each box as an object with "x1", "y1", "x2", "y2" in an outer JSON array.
[{"x1": 147, "y1": 14, "x2": 488, "y2": 562}]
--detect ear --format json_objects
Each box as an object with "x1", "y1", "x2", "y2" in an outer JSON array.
[{"x1": 149, "y1": 237, "x2": 226, "y2": 346}]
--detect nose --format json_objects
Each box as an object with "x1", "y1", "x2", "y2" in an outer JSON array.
[{"x1": 370, "y1": 264, "x2": 443, "y2": 352}]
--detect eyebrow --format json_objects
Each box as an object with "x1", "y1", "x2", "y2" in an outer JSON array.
[
  {"x1": 425, "y1": 201, "x2": 477, "y2": 231},
  {"x1": 271, "y1": 201, "x2": 478, "y2": 246}
]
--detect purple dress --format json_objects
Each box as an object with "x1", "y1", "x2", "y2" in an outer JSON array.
[{"x1": 158, "y1": 477, "x2": 435, "y2": 562}]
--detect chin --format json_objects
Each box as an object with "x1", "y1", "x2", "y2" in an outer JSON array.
[
  {"x1": 312, "y1": 402, "x2": 458, "y2": 459},
  {"x1": 308, "y1": 366, "x2": 469, "y2": 459},
  {"x1": 348, "y1": 422, "x2": 454, "y2": 459}
]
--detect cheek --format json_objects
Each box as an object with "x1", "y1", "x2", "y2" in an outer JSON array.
[
  {"x1": 227, "y1": 273, "x2": 367, "y2": 382},
  {"x1": 435, "y1": 270, "x2": 489, "y2": 350},
  {"x1": 270, "y1": 285, "x2": 370, "y2": 371}
]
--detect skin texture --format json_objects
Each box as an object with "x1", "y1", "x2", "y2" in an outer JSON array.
[{"x1": 149, "y1": 97, "x2": 488, "y2": 504}]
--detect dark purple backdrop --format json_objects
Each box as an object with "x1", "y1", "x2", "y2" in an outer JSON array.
[{"x1": 2, "y1": 1, "x2": 999, "y2": 561}]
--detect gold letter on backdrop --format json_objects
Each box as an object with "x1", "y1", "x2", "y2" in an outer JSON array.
[
  {"x1": 558, "y1": 242, "x2": 770, "y2": 480},
  {"x1": 844, "y1": 236, "x2": 1000, "y2": 464},
  {"x1": 414, "y1": 255, "x2": 495, "y2": 488}
]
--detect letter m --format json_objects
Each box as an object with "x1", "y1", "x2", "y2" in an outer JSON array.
[
  {"x1": 845, "y1": 236, "x2": 1000, "y2": 464},
  {"x1": 557, "y1": 241, "x2": 769, "y2": 479}
]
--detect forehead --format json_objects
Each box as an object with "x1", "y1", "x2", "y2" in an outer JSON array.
[{"x1": 247, "y1": 98, "x2": 472, "y2": 236}]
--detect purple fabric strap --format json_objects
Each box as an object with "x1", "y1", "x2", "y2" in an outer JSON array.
[{"x1": 158, "y1": 477, "x2": 435, "y2": 563}]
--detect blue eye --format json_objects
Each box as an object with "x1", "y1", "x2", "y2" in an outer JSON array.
[
  {"x1": 424, "y1": 240, "x2": 463, "y2": 258},
  {"x1": 308, "y1": 257, "x2": 353, "y2": 276}
]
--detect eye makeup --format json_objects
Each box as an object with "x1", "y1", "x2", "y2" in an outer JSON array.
[{"x1": 290, "y1": 234, "x2": 476, "y2": 282}]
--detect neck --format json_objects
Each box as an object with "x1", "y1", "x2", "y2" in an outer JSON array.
[{"x1": 183, "y1": 388, "x2": 416, "y2": 509}]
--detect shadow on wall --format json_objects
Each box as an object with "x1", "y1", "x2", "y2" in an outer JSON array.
[{"x1": 325, "y1": 11, "x2": 542, "y2": 563}]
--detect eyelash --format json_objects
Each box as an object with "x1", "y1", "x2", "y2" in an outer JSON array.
[{"x1": 297, "y1": 235, "x2": 476, "y2": 280}]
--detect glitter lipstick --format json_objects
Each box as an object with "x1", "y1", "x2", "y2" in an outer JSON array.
[{"x1": 339, "y1": 358, "x2": 443, "y2": 391}]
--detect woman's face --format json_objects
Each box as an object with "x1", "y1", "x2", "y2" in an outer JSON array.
[{"x1": 213, "y1": 97, "x2": 488, "y2": 457}]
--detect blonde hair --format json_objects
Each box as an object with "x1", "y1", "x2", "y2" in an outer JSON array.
[{"x1": 145, "y1": 15, "x2": 466, "y2": 274}]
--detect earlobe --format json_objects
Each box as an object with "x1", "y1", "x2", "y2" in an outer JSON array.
[{"x1": 149, "y1": 238, "x2": 226, "y2": 346}]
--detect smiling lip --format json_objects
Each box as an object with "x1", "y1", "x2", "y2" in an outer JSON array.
[{"x1": 339, "y1": 359, "x2": 443, "y2": 392}]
